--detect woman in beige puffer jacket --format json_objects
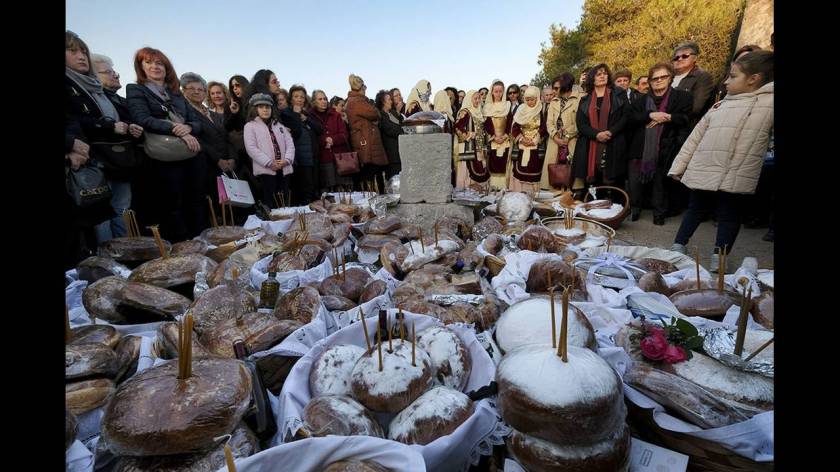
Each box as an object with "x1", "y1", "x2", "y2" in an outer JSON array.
[{"x1": 668, "y1": 50, "x2": 773, "y2": 270}]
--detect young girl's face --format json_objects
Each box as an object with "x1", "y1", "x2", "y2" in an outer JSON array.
[
  {"x1": 257, "y1": 104, "x2": 272, "y2": 119},
  {"x1": 724, "y1": 63, "x2": 761, "y2": 95}
]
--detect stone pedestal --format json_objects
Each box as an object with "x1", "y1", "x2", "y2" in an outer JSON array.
[
  {"x1": 392, "y1": 203, "x2": 474, "y2": 231},
  {"x1": 398, "y1": 134, "x2": 453, "y2": 204}
]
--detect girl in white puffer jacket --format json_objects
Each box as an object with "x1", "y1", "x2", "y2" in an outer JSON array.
[{"x1": 668, "y1": 51, "x2": 773, "y2": 272}]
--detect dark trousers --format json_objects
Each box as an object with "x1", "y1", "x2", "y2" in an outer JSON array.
[
  {"x1": 291, "y1": 165, "x2": 317, "y2": 205},
  {"x1": 674, "y1": 189, "x2": 744, "y2": 251},
  {"x1": 385, "y1": 162, "x2": 401, "y2": 180},
  {"x1": 628, "y1": 159, "x2": 667, "y2": 218},
  {"x1": 148, "y1": 156, "x2": 207, "y2": 242},
  {"x1": 746, "y1": 163, "x2": 774, "y2": 225},
  {"x1": 259, "y1": 173, "x2": 289, "y2": 209},
  {"x1": 361, "y1": 164, "x2": 387, "y2": 194}
]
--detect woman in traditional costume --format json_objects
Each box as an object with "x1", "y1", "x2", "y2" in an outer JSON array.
[
  {"x1": 454, "y1": 90, "x2": 489, "y2": 189},
  {"x1": 404, "y1": 79, "x2": 432, "y2": 116},
  {"x1": 509, "y1": 85, "x2": 547, "y2": 193},
  {"x1": 482, "y1": 80, "x2": 512, "y2": 190}
]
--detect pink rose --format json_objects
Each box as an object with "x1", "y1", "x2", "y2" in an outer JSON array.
[
  {"x1": 646, "y1": 325, "x2": 666, "y2": 338},
  {"x1": 663, "y1": 345, "x2": 688, "y2": 364},
  {"x1": 640, "y1": 333, "x2": 668, "y2": 361}
]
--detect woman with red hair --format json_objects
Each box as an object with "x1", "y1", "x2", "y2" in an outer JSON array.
[{"x1": 126, "y1": 47, "x2": 207, "y2": 242}]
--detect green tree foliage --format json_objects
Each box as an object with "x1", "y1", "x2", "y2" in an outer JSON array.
[
  {"x1": 536, "y1": 0, "x2": 745, "y2": 86},
  {"x1": 533, "y1": 24, "x2": 589, "y2": 86}
]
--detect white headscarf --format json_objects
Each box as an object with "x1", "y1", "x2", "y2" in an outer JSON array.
[
  {"x1": 405, "y1": 79, "x2": 432, "y2": 113},
  {"x1": 432, "y1": 90, "x2": 453, "y2": 120},
  {"x1": 513, "y1": 85, "x2": 542, "y2": 125},
  {"x1": 460, "y1": 89, "x2": 483, "y2": 121},
  {"x1": 483, "y1": 79, "x2": 511, "y2": 118}
]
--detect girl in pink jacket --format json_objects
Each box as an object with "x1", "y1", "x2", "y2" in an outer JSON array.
[{"x1": 244, "y1": 93, "x2": 295, "y2": 207}]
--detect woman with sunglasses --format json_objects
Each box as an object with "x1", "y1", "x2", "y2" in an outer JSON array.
[
  {"x1": 570, "y1": 63, "x2": 629, "y2": 197},
  {"x1": 482, "y1": 80, "x2": 513, "y2": 189},
  {"x1": 626, "y1": 63, "x2": 692, "y2": 225}
]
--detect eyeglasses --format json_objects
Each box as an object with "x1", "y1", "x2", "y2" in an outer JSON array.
[
  {"x1": 184, "y1": 86, "x2": 206, "y2": 93},
  {"x1": 650, "y1": 75, "x2": 671, "y2": 82},
  {"x1": 672, "y1": 53, "x2": 695, "y2": 61},
  {"x1": 508, "y1": 91, "x2": 518, "y2": 95}
]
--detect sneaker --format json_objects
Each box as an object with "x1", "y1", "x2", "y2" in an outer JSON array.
[
  {"x1": 669, "y1": 243, "x2": 687, "y2": 254},
  {"x1": 762, "y1": 229, "x2": 774, "y2": 242}
]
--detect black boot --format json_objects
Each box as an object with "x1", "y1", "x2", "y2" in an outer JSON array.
[
  {"x1": 653, "y1": 215, "x2": 665, "y2": 226},
  {"x1": 630, "y1": 208, "x2": 641, "y2": 221}
]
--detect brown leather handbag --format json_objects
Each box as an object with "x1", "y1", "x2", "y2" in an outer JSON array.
[
  {"x1": 334, "y1": 151, "x2": 360, "y2": 176},
  {"x1": 548, "y1": 145, "x2": 572, "y2": 189}
]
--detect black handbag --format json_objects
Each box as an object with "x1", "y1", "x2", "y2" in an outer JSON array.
[
  {"x1": 66, "y1": 158, "x2": 112, "y2": 207},
  {"x1": 90, "y1": 140, "x2": 142, "y2": 174}
]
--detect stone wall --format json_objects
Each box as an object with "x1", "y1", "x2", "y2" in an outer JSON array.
[{"x1": 397, "y1": 133, "x2": 453, "y2": 204}]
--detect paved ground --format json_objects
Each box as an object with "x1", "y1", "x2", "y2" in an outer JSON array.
[{"x1": 612, "y1": 210, "x2": 774, "y2": 270}]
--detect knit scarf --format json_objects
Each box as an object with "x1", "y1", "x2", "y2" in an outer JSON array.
[
  {"x1": 586, "y1": 87, "x2": 611, "y2": 181},
  {"x1": 66, "y1": 67, "x2": 119, "y2": 121},
  {"x1": 640, "y1": 88, "x2": 672, "y2": 183}
]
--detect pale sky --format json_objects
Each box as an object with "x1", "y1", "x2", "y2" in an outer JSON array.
[{"x1": 67, "y1": 0, "x2": 585, "y2": 99}]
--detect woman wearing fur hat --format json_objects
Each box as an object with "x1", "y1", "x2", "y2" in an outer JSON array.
[{"x1": 346, "y1": 74, "x2": 388, "y2": 192}]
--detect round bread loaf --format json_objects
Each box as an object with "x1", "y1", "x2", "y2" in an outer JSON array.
[
  {"x1": 310, "y1": 344, "x2": 366, "y2": 397},
  {"x1": 351, "y1": 340, "x2": 433, "y2": 413},
  {"x1": 506, "y1": 425, "x2": 630, "y2": 472},
  {"x1": 101, "y1": 357, "x2": 251, "y2": 456},
  {"x1": 303, "y1": 395, "x2": 384, "y2": 438},
  {"x1": 416, "y1": 326, "x2": 471, "y2": 391},
  {"x1": 497, "y1": 345, "x2": 626, "y2": 446},
  {"x1": 388, "y1": 386, "x2": 474, "y2": 445},
  {"x1": 638, "y1": 271, "x2": 671, "y2": 296},
  {"x1": 495, "y1": 297, "x2": 596, "y2": 354}
]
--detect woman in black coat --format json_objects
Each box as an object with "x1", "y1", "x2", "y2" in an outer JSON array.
[
  {"x1": 377, "y1": 90, "x2": 403, "y2": 179},
  {"x1": 571, "y1": 64, "x2": 630, "y2": 197},
  {"x1": 66, "y1": 31, "x2": 143, "y2": 245},
  {"x1": 626, "y1": 63, "x2": 693, "y2": 225},
  {"x1": 126, "y1": 47, "x2": 206, "y2": 243}
]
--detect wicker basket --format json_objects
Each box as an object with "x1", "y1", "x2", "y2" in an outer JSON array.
[
  {"x1": 580, "y1": 185, "x2": 630, "y2": 229},
  {"x1": 626, "y1": 401, "x2": 774, "y2": 472},
  {"x1": 539, "y1": 215, "x2": 616, "y2": 248}
]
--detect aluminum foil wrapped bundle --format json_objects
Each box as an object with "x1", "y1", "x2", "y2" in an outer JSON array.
[
  {"x1": 386, "y1": 174, "x2": 400, "y2": 195},
  {"x1": 701, "y1": 327, "x2": 774, "y2": 378},
  {"x1": 428, "y1": 294, "x2": 485, "y2": 306},
  {"x1": 573, "y1": 253, "x2": 646, "y2": 289}
]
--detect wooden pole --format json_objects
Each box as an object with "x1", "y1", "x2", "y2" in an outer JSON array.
[
  {"x1": 149, "y1": 225, "x2": 168, "y2": 259},
  {"x1": 411, "y1": 321, "x2": 416, "y2": 366},
  {"x1": 744, "y1": 336, "x2": 774, "y2": 362},
  {"x1": 359, "y1": 307, "x2": 372, "y2": 354},
  {"x1": 377, "y1": 325, "x2": 383, "y2": 372},
  {"x1": 558, "y1": 287, "x2": 570, "y2": 362},
  {"x1": 695, "y1": 246, "x2": 701, "y2": 290},
  {"x1": 549, "y1": 288, "x2": 556, "y2": 349},
  {"x1": 733, "y1": 286, "x2": 752, "y2": 356}
]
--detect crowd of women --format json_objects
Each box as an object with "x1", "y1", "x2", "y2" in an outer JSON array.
[{"x1": 66, "y1": 30, "x2": 773, "y2": 271}]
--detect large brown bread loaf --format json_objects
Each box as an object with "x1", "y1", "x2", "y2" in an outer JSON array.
[
  {"x1": 274, "y1": 286, "x2": 322, "y2": 324},
  {"x1": 102, "y1": 358, "x2": 252, "y2": 456},
  {"x1": 190, "y1": 284, "x2": 258, "y2": 335}
]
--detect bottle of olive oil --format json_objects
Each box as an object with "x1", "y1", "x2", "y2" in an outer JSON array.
[{"x1": 259, "y1": 272, "x2": 280, "y2": 312}]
